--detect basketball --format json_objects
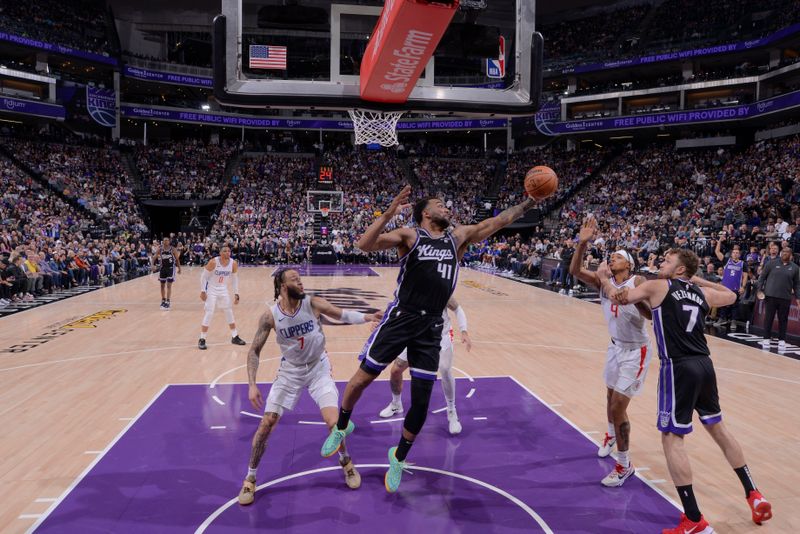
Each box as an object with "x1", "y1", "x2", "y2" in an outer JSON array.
[{"x1": 524, "y1": 166, "x2": 558, "y2": 200}]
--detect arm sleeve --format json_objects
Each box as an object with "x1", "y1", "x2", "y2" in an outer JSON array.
[
  {"x1": 455, "y1": 305, "x2": 468, "y2": 332},
  {"x1": 200, "y1": 268, "x2": 210, "y2": 292},
  {"x1": 232, "y1": 272, "x2": 239, "y2": 294},
  {"x1": 340, "y1": 310, "x2": 367, "y2": 324}
]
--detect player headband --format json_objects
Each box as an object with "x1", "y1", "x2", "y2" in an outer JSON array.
[{"x1": 613, "y1": 249, "x2": 635, "y2": 266}]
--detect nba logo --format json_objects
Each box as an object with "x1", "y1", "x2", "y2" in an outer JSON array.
[{"x1": 486, "y1": 59, "x2": 503, "y2": 79}]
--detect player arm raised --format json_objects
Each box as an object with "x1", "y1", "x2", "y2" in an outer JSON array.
[
  {"x1": 452, "y1": 197, "x2": 536, "y2": 255},
  {"x1": 356, "y1": 185, "x2": 416, "y2": 255},
  {"x1": 689, "y1": 276, "x2": 737, "y2": 308},
  {"x1": 199, "y1": 259, "x2": 215, "y2": 301},
  {"x1": 310, "y1": 296, "x2": 383, "y2": 323},
  {"x1": 569, "y1": 217, "x2": 601, "y2": 289},
  {"x1": 447, "y1": 296, "x2": 471, "y2": 352},
  {"x1": 714, "y1": 238, "x2": 725, "y2": 262},
  {"x1": 247, "y1": 310, "x2": 275, "y2": 409}
]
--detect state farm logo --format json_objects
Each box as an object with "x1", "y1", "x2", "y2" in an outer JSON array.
[
  {"x1": 286, "y1": 120, "x2": 301, "y2": 127},
  {"x1": 381, "y1": 29, "x2": 434, "y2": 94},
  {"x1": 744, "y1": 40, "x2": 759, "y2": 49},
  {"x1": 479, "y1": 120, "x2": 493, "y2": 127},
  {"x1": 380, "y1": 82, "x2": 406, "y2": 94}
]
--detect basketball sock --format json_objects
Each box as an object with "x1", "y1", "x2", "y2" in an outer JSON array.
[
  {"x1": 231, "y1": 329, "x2": 238, "y2": 337},
  {"x1": 447, "y1": 399, "x2": 456, "y2": 411},
  {"x1": 396, "y1": 437, "x2": 414, "y2": 462},
  {"x1": 336, "y1": 408, "x2": 352, "y2": 431},
  {"x1": 338, "y1": 450, "x2": 346, "y2": 461},
  {"x1": 676, "y1": 485, "x2": 701, "y2": 522},
  {"x1": 391, "y1": 392, "x2": 402, "y2": 406},
  {"x1": 607, "y1": 422, "x2": 616, "y2": 437},
  {"x1": 734, "y1": 465, "x2": 756, "y2": 497},
  {"x1": 200, "y1": 332, "x2": 207, "y2": 340},
  {"x1": 247, "y1": 467, "x2": 257, "y2": 479},
  {"x1": 617, "y1": 450, "x2": 630, "y2": 469}
]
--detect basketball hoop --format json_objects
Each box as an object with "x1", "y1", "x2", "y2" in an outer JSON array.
[
  {"x1": 320, "y1": 207, "x2": 330, "y2": 219},
  {"x1": 348, "y1": 109, "x2": 405, "y2": 147}
]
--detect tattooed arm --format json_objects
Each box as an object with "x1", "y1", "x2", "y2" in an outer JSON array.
[{"x1": 247, "y1": 310, "x2": 275, "y2": 409}]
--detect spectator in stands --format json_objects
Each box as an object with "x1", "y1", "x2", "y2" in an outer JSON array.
[{"x1": 757, "y1": 246, "x2": 800, "y2": 351}]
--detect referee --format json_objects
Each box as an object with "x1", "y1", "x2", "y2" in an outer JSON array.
[{"x1": 757, "y1": 246, "x2": 800, "y2": 350}]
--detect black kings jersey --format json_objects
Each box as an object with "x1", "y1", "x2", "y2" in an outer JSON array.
[
  {"x1": 395, "y1": 228, "x2": 459, "y2": 315},
  {"x1": 652, "y1": 278, "x2": 710, "y2": 360},
  {"x1": 159, "y1": 246, "x2": 176, "y2": 277}
]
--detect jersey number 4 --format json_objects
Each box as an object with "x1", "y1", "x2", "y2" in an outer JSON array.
[
  {"x1": 437, "y1": 263, "x2": 453, "y2": 281},
  {"x1": 610, "y1": 304, "x2": 619, "y2": 318}
]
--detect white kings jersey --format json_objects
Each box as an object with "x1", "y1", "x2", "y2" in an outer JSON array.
[
  {"x1": 600, "y1": 276, "x2": 649, "y2": 345},
  {"x1": 205, "y1": 257, "x2": 233, "y2": 295},
  {"x1": 271, "y1": 297, "x2": 326, "y2": 366}
]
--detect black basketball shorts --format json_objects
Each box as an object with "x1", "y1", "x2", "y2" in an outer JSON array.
[
  {"x1": 358, "y1": 303, "x2": 443, "y2": 381},
  {"x1": 657, "y1": 356, "x2": 722, "y2": 434}
]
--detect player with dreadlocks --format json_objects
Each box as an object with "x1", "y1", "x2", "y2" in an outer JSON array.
[{"x1": 237, "y1": 268, "x2": 383, "y2": 505}]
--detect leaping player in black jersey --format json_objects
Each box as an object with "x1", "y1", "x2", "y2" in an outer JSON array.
[
  {"x1": 598, "y1": 248, "x2": 772, "y2": 534},
  {"x1": 321, "y1": 184, "x2": 537, "y2": 493},
  {"x1": 156, "y1": 237, "x2": 181, "y2": 309}
]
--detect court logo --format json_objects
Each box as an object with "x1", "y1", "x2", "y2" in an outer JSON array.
[
  {"x1": 307, "y1": 288, "x2": 386, "y2": 326},
  {"x1": 2, "y1": 309, "x2": 127, "y2": 354},
  {"x1": 461, "y1": 280, "x2": 508, "y2": 296}
]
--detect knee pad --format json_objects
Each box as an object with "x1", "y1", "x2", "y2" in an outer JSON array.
[
  {"x1": 202, "y1": 309, "x2": 214, "y2": 327},
  {"x1": 404, "y1": 378, "x2": 434, "y2": 435},
  {"x1": 224, "y1": 307, "x2": 235, "y2": 324}
]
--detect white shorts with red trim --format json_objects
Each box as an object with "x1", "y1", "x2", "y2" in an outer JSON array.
[{"x1": 604, "y1": 341, "x2": 652, "y2": 398}]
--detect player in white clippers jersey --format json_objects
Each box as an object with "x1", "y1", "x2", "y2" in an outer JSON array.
[
  {"x1": 569, "y1": 217, "x2": 653, "y2": 487},
  {"x1": 377, "y1": 296, "x2": 471, "y2": 435},
  {"x1": 237, "y1": 268, "x2": 382, "y2": 505},
  {"x1": 198, "y1": 245, "x2": 246, "y2": 349}
]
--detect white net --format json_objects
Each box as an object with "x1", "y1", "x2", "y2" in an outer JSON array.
[{"x1": 348, "y1": 109, "x2": 405, "y2": 147}]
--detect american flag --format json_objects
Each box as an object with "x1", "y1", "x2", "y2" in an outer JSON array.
[{"x1": 249, "y1": 45, "x2": 287, "y2": 70}]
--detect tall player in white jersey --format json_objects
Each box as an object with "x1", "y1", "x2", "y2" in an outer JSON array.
[
  {"x1": 237, "y1": 268, "x2": 382, "y2": 505},
  {"x1": 198, "y1": 245, "x2": 246, "y2": 349},
  {"x1": 569, "y1": 217, "x2": 653, "y2": 487},
  {"x1": 378, "y1": 296, "x2": 471, "y2": 434}
]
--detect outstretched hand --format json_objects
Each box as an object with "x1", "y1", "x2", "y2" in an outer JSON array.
[
  {"x1": 578, "y1": 217, "x2": 598, "y2": 243},
  {"x1": 384, "y1": 185, "x2": 412, "y2": 218}
]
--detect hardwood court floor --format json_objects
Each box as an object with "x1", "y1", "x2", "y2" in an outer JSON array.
[{"x1": 1, "y1": 266, "x2": 797, "y2": 533}]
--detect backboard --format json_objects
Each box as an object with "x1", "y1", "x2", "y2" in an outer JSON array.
[
  {"x1": 213, "y1": 0, "x2": 542, "y2": 116},
  {"x1": 307, "y1": 190, "x2": 344, "y2": 213}
]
